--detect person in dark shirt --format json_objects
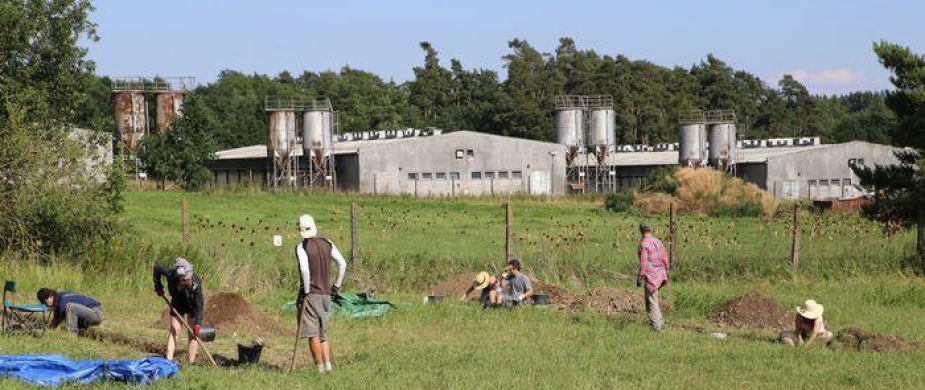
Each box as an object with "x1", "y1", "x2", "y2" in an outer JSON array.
[
  {"x1": 153, "y1": 257, "x2": 205, "y2": 363},
  {"x1": 36, "y1": 288, "x2": 103, "y2": 335}
]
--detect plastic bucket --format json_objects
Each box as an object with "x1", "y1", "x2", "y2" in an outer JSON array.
[
  {"x1": 237, "y1": 343, "x2": 263, "y2": 364},
  {"x1": 532, "y1": 294, "x2": 550, "y2": 305},
  {"x1": 424, "y1": 295, "x2": 444, "y2": 305},
  {"x1": 198, "y1": 322, "x2": 216, "y2": 342}
]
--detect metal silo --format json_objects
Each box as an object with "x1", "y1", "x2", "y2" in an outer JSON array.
[
  {"x1": 113, "y1": 91, "x2": 146, "y2": 155},
  {"x1": 155, "y1": 92, "x2": 184, "y2": 134},
  {"x1": 726, "y1": 123, "x2": 738, "y2": 166},
  {"x1": 302, "y1": 109, "x2": 333, "y2": 160},
  {"x1": 708, "y1": 123, "x2": 733, "y2": 168},
  {"x1": 268, "y1": 111, "x2": 296, "y2": 157},
  {"x1": 555, "y1": 109, "x2": 584, "y2": 147},
  {"x1": 678, "y1": 123, "x2": 705, "y2": 166},
  {"x1": 587, "y1": 109, "x2": 615, "y2": 148}
]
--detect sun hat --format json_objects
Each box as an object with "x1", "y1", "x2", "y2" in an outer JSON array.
[
  {"x1": 796, "y1": 299, "x2": 824, "y2": 320},
  {"x1": 472, "y1": 272, "x2": 491, "y2": 290},
  {"x1": 299, "y1": 214, "x2": 317, "y2": 239},
  {"x1": 175, "y1": 257, "x2": 194, "y2": 279}
]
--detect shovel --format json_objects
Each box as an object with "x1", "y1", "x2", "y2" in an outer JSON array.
[
  {"x1": 159, "y1": 295, "x2": 218, "y2": 367},
  {"x1": 288, "y1": 295, "x2": 311, "y2": 372}
]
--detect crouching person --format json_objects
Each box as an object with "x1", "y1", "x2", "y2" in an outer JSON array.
[
  {"x1": 460, "y1": 271, "x2": 501, "y2": 306},
  {"x1": 295, "y1": 214, "x2": 347, "y2": 374},
  {"x1": 36, "y1": 288, "x2": 103, "y2": 336},
  {"x1": 780, "y1": 299, "x2": 834, "y2": 347},
  {"x1": 153, "y1": 258, "x2": 204, "y2": 363}
]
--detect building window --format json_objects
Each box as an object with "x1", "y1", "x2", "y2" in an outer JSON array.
[
  {"x1": 422, "y1": 172, "x2": 433, "y2": 180},
  {"x1": 450, "y1": 172, "x2": 460, "y2": 180},
  {"x1": 408, "y1": 173, "x2": 418, "y2": 180},
  {"x1": 466, "y1": 149, "x2": 475, "y2": 158},
  {"x1": 843, "y1": 178, "x2": 852, "y2": 186},
  {"x1": 808, "y1": 180, "x2": 817, "y2": 187},
  {"x1": 819, "y1": 179, "x2": 829, "y2": 186},
  {"x1": 512, "y1": 171, "x2": 523, "y2": 179},
  {"x1": 471, "y1": 172, "x2": 482, "y2": 180},
  {"x1": 455, "y1": 149, "x2": 464, "y2": 159},
  {"x1": 498, "y1": 171, "x2": 509, "y2": 179},
  {"x1": 436, "y1": 172, "x2": 447, "y2": 180},
  {"x1": 831, "y1": 179, "x2": 840, "y2": 186},
  {"x1": 485, "y1": 171, "x2": 495, "y2": 180}
]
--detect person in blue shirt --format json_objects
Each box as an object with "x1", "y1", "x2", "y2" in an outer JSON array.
[{"x1": 36, "y1": 288, "x2": 103, "y2": 335}]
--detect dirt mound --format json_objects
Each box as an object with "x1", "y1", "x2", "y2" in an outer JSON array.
[
  {"x1": 569, "y1": 288, "x2": 672, "y2": 314},
  {"x1": 153, "y1": 291, "x2": 289, "y2": 337},
  {"x1": 430, "y1": 273, "x2": 576, "y2": 305},
  {"x1": 835, "y1": 328, "x2": 918, "y2": 352},
  {"x1": 711, "y1": 292, "x2": 794, "y2": 330}
]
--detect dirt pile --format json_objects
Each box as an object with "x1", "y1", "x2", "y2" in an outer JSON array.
[
  {"x1": 569, "y1": 288, "x2": 672, "y2": 314},
  {"x1": 834, "y1": 328, "x2": 918, "y2": 352},
  {"x1": 711, "y1": 292, "x2": 794, "y2": 330},
  {"x1": 430, "y1": 273, "x2": 577, "y2": 305},
  {"x1": 153, "y1": 291, "x2": 289, "y2": 337},
  {"x1": 634, "y1": 167, "x2": 778, "y2": 216}
]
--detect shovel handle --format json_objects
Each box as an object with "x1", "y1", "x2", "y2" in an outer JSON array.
[
  {"x1": 160, "y1": 295, "x2": 218, "y2": 367},
  {"x1": 289, "y1": 295, "x2": 310, "y2": 372}
]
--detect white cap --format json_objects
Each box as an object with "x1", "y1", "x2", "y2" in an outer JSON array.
[{"x1": 299, "y1": 214, "x2": 317, "y2": 239}]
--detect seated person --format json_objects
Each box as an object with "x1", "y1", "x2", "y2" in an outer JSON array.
[
  {"x1": 36, "y1": 288, "x2": 103, "y2": 336},
  {"x1": 460, "y1": 271, "x2": 501, "y2": 306},
  {"x1": 500, "y1": 258, "x2": 533, "y2": 306},
  {"x1": 780, "y1": 299, "x2": 834, "y2": 346}
]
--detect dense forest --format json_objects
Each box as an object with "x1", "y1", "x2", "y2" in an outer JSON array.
[{"x1": 78, "y1": 38, "x2": 897, "y2": 151}]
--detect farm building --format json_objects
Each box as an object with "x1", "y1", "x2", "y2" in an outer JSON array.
[{"x1": 207, "y1": 130, "x2": 569, "y2": 196}]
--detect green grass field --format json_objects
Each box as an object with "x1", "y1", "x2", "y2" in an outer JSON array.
[{"x1": 2, "y1": 190, "x2": 924, "y2": 389}]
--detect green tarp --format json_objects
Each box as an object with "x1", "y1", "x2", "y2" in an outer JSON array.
[{"x1": 282, "y1": 293, "x2": 396, "y2": 319}]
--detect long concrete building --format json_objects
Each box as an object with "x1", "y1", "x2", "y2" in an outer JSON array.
[{"x1": 207, "y1": 130, "x2": 901, "y2": 200}]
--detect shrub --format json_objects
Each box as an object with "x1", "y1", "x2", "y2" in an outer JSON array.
[
  {"x1": 640, "y1": 166, "x2": 679, "y2": 195},
  {"x1": 605, "y1": 192, "x2": 634, "y2": 213}
]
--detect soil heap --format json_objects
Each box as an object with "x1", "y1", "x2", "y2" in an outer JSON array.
[
  {"x1": 711, "y1": 292, "x2": 794, "y2": 330},
  {"x1": 153, "y1": 291, "x2": 289, "y2": 337},
  {"x1": 835, "y1": 327, "x2": 918, "y2": 352}
]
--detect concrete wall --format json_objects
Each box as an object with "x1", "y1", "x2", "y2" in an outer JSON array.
[
  {"x1": 356, "y1": 131, "x2": 568, "y2": 196},
  {"x1": 765, "y1": 141, "x2": 901, "y2": 200}
]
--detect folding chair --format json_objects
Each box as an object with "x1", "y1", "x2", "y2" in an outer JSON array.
[{"x1": 2, "y1": 280, "x2": 49, "y2": 337}]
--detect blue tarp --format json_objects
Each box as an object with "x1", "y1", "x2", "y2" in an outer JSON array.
[{"x1": 0, "y1": 354, "x2": 179, "y2": 387}]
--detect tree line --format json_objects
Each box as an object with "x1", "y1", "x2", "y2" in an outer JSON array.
[{"x1": 78, "y1": 38, "x2": 897, "y2": 151}]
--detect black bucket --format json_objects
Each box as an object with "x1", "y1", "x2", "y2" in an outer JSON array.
[
  {"x1": 532, "y1": 294, "x2": 550, "y2": 305},
  {"x1": 198, "y1": 322, "x2": 216, "y2": 342},
  {"x1": 425, "y1": 295, "x2": 444, "y2": 305},
  {"x1": 237, "y1": 343, "x2": 263, "y2": 365}
]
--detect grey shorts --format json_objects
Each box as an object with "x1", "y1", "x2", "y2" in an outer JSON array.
[{"x1": 297, "y1": 294, "x2": 331, "y2": 341}]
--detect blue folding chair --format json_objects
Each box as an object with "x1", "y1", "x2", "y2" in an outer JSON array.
[{"x1": 2, "y1": 280, "x2": 49, "y2": 337}]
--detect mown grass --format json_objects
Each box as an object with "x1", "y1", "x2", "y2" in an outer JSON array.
[{"x1": 1, "y1": 190, "x2": 924, "y2": 389}]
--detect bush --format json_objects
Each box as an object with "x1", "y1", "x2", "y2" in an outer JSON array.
[
  {"x1": 605, "y1": 192, "x2": 634, "y2": 213},
  {"x1": 640, "y1": 166, "x2": 679, "y2": 195}
]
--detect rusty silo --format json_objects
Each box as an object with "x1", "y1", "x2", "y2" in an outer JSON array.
[
  {"x1": 155, "y1": 92, "x2": 184, "y2": 134},
  {"x1": 113, "y1": 91, "x2": 146, "y2": 156}
]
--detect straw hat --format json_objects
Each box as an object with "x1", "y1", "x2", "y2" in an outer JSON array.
[
  {"x1": 472, "y1": 272, "x2": 491, "y2": 290},
  {"x1": 796, "y1": 299, "x2": 824, "y2": 320},
  {"x1": 299, "y1": 214, "x2": 317, "y2": 239}
]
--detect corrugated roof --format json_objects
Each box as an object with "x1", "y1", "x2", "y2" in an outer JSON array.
[{"x1": 577, "y1": 144, "x2": 833, "y2": 166}]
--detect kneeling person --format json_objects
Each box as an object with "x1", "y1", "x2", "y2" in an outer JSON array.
[
  {"x1": 780, "y1": 299, "x2": 833, "y2": 346},
  {"x1": 36, "y1": 288, "x2": 103, "y2": 335}
]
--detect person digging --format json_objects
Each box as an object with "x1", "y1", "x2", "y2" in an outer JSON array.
[
  {"x1": 36, "y1": 288, "x2": 103, "y2": 336},
  {"x1": 636, "y1": 222, "x2": 669, "y2": 332},
  {"x1": 293, "y1": 214, "x2": 347, "y2": 374},
  {"x1": 500, "y1": 258, "x2": 533, "y2": 307},
  {"x1": 153, "y1": 258, "x2": 205, "y2": 363},
  {"x1": 780, "y1": 299, "x2": 834, "y2": 347},
  {"x1": 460, "y1": 271, "x2": 501, "y2": 306}
]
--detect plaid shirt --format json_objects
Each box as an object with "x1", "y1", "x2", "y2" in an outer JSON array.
[{"x1": 638, "y1": 236, "x2": 670, "y2": 292}]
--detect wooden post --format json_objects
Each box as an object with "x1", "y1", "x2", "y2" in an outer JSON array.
[
  {"x1": 350, "y1": 203, "x2": 359, "y2": 269},
  {"x1": 181, "y1": 198, "x2": 190, "y2": 248},
  {"x1": 505, "y1": 203, "x2": 513, "y2": 260},
  {"x1": 669, "y1": 202, "x2": 677, "y2": 267},
  {"x1": 791, "y1": 202, "x2": 801, "y2": 272}
]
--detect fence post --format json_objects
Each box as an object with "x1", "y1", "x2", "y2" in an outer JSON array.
[
  {"x1": 351, "y1": 203, "x2": 359, "y2": 269},
  {"x1": 791, "y1": 202, "x2": 801, "y2": 272},
  {"x1": 505, "y1": 203, "x2": 513, "y2": 260},
  {"x1": 669, "y1": 202, "x2": 677, "y2": 267},
  {"x1": 181, "y1": 198, "x2": 190, "y2": 248}
]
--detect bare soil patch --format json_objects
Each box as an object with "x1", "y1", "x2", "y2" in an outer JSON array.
[
  {"x1": 153, "y1": 291, "x2": 289, "y2": 338},
  {"x1": 711, "y1": 292, "x2": 794, "y2": 330},
  {"x1": 83, "y1": 328, "x2": 166, "y2": 356},
  {"x1": 834, "y1": 327, "x2": 918, "y2": 352}
]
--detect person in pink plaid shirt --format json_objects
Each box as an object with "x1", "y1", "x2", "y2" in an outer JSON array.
[{"x1": 637, "y1": 221, "x2": 669, "y2": 331}]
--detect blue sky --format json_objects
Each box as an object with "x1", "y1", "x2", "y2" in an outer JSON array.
[{"x1": 86, "y1": 1, "x2": 924, "y2": 95}]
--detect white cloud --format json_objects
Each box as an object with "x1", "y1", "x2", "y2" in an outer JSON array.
[{"x1": 788, "y1": 69, "x2": 865, "y2": 86}]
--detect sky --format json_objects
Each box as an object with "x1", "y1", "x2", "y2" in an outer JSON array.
[{"x1": 85, "y1": 0, "x2": 924, "y2": 96}]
